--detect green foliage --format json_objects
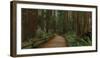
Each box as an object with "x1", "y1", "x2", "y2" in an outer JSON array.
[
  {"x1": 64, "y1": 32, "x2": 92, "y2": 46},
  {"x1": 22, "y1": 9, "x2": 92, "y2": 49},
  {"x1": 30, "y1": 29, "x2": 54, "y2": 48},
  {"x1": 36, "y1": 28, "x2": 52, "y2": 40}
]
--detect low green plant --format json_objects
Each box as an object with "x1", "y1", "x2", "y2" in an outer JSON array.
[{"x1": 64, "y1": 32, "x2": 92, "y2": 47}]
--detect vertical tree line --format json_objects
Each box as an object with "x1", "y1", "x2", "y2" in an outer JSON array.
[{"x1": 22, "y1": 9, "x2": 92, "y2": 42}]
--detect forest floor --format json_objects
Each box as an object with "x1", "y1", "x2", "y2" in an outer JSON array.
[
  {"x1": 39, "y1": 34, "x2": 68, "y2": 48},
  {"x1": 22, "y1": 32, "x2": 92, "y2": 49}
]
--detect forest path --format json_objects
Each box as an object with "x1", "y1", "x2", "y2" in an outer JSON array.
[{"x1": 39, "y1": 34, "x2": 68, "y2": 48}]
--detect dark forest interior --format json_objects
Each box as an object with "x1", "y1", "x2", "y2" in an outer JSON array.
[{"x1": 21, "y1": 8, "x2": 92, "y2": 49}]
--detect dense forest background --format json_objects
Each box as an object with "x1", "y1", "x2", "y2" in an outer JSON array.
[{"x1": 21, "y1": 8, "x2": 92, "y2": 49}]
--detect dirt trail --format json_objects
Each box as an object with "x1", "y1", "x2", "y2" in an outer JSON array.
[{"x1": 39, "y1": 34, "x2": 68, "y2": 48}]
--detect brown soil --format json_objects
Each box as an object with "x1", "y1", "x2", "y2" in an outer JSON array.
[{"x1": 39, "y1": 34, "x2": 68, "y2": 48}]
